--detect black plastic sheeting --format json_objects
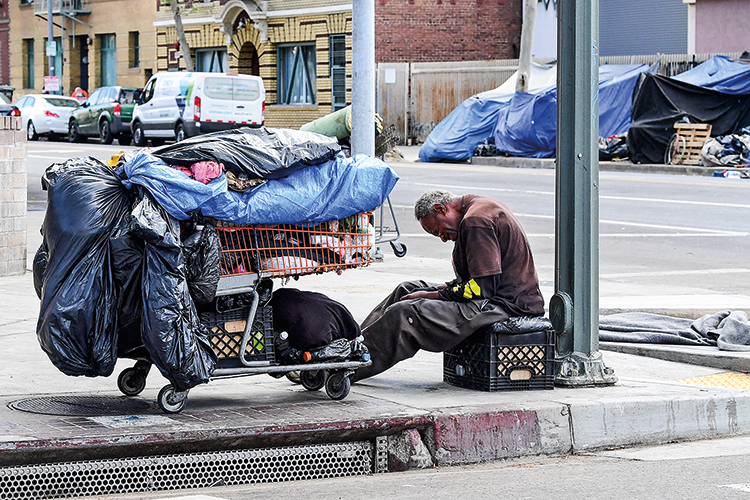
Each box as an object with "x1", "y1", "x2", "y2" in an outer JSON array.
[
  {"x1": 130, "y1": 193, "x2": 217, "y2": 390},
  {"x1": 628, "y1": 73, "x2": 750, "y2": 164},
  {"x1": 151, "y1": 127, "x2": 341, "y2": 179},
  {"x1": 36, "y1": 157, "x2": 217, "y2": 390},
  {"x1": 37, "y1": 157, "x2": 134, "y2": 378},
  {"x1": 182, "y1": 221, "x2": 221, "y2": 305}
]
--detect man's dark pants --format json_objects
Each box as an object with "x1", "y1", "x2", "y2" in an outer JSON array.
[{"x1": 354, "y1": 280, "x2": 511, "y2": 381}]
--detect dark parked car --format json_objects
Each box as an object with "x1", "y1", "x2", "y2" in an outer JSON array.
[
  {"x1": 68, "y1": 86, "x2": 138, "y2": 145},
  {"x1": 0, "y1": 93, "x2": 21, "y2": 117}
]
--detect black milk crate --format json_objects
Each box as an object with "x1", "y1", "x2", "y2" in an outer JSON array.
[
  {"x1": 444, "y1": 328, "x2": 555, "y2": 391},
  {"x1": 200, "y1": 304, "x2": 275, "y2": 367}
]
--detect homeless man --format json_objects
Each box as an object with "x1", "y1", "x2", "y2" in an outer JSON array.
[{"x1": 353, "y1": 189, "x2": 545, "y2": 381}]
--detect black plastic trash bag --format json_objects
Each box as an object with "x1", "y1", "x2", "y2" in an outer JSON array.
[
  {"x1": 32, "y1": 242, "x2": 48, "y2": 299},
  {"x1": 182, "y1": 220, "x2": 221, "y2": 305},
  {"x1": 37, "y1": 157, "x2": 134, "y2": 377},
  {"x1": 109, "y1": 213, "x2": 147, "y2": 358},
  {"x1": 151, "y1": 127, "x2": 341, "y2": 180},
  {"x1": 599, "y1": 135, "x2": 628, "y2": 161},
  {"x1": 303, "y1": 337, "x2": 369, "y2": 363},
  {"x1": 130, "y1": 193, "x2": 217, "y2": 391},
  {"x1": 486, "y1": 316, "x2": 553, "y2": 335}
]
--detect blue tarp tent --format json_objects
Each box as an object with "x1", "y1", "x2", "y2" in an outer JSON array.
[
  {"x1": 672, "y1": 55, "x2": 750, "y2": 95},
  {"x1": 492, "y1": 64, "x2": 649, "y2": 158},
  {"x1": 418, "y1": 63, "x2": 557, "y2": 162}
]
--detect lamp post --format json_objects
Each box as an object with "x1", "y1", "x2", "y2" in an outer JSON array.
[
  {"x1": 551, "y1": 0, "x2": 617, "y2": 387},
  {"x1": 351, "y1": 0, "x2": 375, "y2": 156}
]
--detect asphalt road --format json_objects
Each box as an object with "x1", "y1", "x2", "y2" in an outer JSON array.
[{"x1": 25, "y1": 139, "x2": 750, "y2": 300}]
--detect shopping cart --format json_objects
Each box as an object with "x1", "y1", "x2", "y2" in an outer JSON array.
[
  {"x1": 374, "y1": 124, "x2": 407, "y2": 258},
  {"x1": 116, "y1": 213, "x2": 374, "y2": 413}
]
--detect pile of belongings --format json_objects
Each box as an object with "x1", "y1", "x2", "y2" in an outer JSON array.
[
  {"x1": 700, "y1": 126, "x2": 750, "y2": 169},
  {"x1": 599, "y1": 134, "x2": 629, "y2": 161},
  {"x1": 599, "y1": 311, "x2": 750, "y2": 351},
  {"x1": 34, "y1": 127, "x2": 398, "y2": 391}
]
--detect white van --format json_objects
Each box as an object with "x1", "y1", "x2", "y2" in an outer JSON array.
[{"x1": 131, "y1": 72, "x2": 265, "y2": 146}]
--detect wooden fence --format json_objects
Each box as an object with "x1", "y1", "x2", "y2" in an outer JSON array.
[{"x1": 376, "y1": 52, "x2": 746, "y2": 145}]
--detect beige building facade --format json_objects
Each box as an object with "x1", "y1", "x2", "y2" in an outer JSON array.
[
  {"x1": 10, "y1": 0, "x2": 157, "y2": 99},
  {"x1": 9, "y1": 1, "x2": 352, "y2": 129},
  {"x1": 155, "y1": 0, "x2": 353, "y2": 129}
]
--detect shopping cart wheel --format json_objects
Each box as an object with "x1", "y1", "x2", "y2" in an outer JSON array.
[
  {"x1": 158, "y1": 385, "x2": 188, "y2": 414},
  {"x1": 390, "y1": 241, "x2": 407, "y2": 258},
  {"x1": 117, "y1": 367, "x2": 147, "y2": 396},
  {"x1": 300, "y1": 370, "x2": 326, "y2": 391},
  {"x1": 325, "y1": 371, "x2": 351, "y2": 400}
]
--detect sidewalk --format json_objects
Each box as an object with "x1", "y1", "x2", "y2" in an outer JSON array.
[{"x1": 2, "y1": 185, "x2": 750, "y2": 494}]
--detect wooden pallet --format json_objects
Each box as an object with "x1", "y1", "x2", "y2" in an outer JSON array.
[{"x1": 673, "y1": 123, "x2": 712, "y2": 165}]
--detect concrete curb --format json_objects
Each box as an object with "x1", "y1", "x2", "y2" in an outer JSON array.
[
  {"x1": 469, "y1": 156, "x2": 721, "y2": 176},
  {"x1": 3, "y1": 385, "x2": 750, "y2": 472},
  {"x1": 601, "y1": 342, "x2": 750, "y2": 373},
  {"x1": 568, "y1": 391, "x2": 750, "y2": 452}
]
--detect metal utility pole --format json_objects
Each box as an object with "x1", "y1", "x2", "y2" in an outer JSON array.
[
  {"x1": 47, "y1": 0, "x2": 54, "y2": 80},
  {"x1": 515, "y1": 0, "x2": 537, "y2": 93},
  {"x1": 351, "y1": 0, "x2": 375, "y2": 156},
  {"x1": 550, "y1": 0, "x2": 616, "y2": 387}
]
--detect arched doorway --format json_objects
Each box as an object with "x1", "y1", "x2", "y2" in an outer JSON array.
[{"x1": 238, "y1": 41, "x2": 259, "y2": 76}]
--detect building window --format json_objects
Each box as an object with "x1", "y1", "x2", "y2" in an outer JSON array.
[
  {"x1": 329, "y1": 35, "x2": 346, "y2": 111},
  {"x1": 196, "y1": 48, "x2": 228, "y2": 73},
  {"x1": 277, "y1": 44, "x2": 316, "y2": 105},
  {"x1": 99, "y1": 34, "x2": 116, "y2": 86},
  {"x1": 24, "y1": 39, "x2": 34, "y2": 89},
  {"x1": 129, "y1": 31, "x2": 140, "y2": 68}
]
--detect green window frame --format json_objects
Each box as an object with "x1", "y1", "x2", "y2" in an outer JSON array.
[
  {"x1": 277, "y1": 44, "x2": 316, "y2": 105},
  {"x1": 196, "y1": 48, "x2": 228, "y2": 73},
  {"x1": 99, "y1": 34, "x2": 116, "y2": 86},
  {"x1": 329, "y1": 35, "x2": 346, "y2": 111},
  {"x1": 129, "y1": 31, "x2": 140, "y2": 69},
  {"x1": 24, "y1": 39, "x2": 34, "y2": 89}
]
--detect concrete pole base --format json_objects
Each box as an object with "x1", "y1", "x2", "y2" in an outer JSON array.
[{"x1": 555, "y1": 351, "x2": 618, "y2": 387}]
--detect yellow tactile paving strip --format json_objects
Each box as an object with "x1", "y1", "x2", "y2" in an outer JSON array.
[{"x1": 675, "y1": 372, "x2": 750, "y2": 389}]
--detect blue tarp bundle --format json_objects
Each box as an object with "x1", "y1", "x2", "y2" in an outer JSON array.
[
  {"x1": 491, "y1": 64, "x2": 649, "y2": 158},
  {"x1": 672, "y1": 55, "x2": 750, "y2": 95},
  {"x1": 121, "y1": 151, "x2": 399, "y2": 225},
  {"x1": 420, "y1": 63, "x2": 649, "y2": 161},
  {"x1": 418, "y1": 63, "x2": 557, "y2": 162}
]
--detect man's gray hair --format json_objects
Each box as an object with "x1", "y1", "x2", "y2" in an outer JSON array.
[{"x1": 414, "y1": 190, "x2": 459, "y2": 220}]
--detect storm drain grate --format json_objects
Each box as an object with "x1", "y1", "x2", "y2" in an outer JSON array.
[
  {"x1": 9, "y1": 396, "x2": 153, "y2": 416},
  {"x1": 0, "y1": 441, "x2": 380, "y2": 499}
]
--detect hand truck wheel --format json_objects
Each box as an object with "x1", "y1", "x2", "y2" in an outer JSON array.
[
  {"x1": 158, "y1": 384, "x2": 188, "y2": 414},
  {"x1": 300, "y1": 370, "x2": 326, "y2": 391},
  {"x1": 117, "y1": 368, "x2": 147, "y2": 396},
  {"x1": 325, "y1": 371, "x2": 351, "y2": 400},
  {"x1": 117, "y1": 360, "x2": 151, "y2": 396}
]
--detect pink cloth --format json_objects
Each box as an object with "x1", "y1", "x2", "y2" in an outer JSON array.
[
  {"x1": 174, "y1": 165, "x2": 193, "y2": 178},
  {"x1": 191, "y1": 161, "x2": 225, "y2": 184}
]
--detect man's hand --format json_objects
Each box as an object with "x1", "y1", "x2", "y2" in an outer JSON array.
[{"x1": 400, "y1": 290, "x2": 442, "y2": 301}]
